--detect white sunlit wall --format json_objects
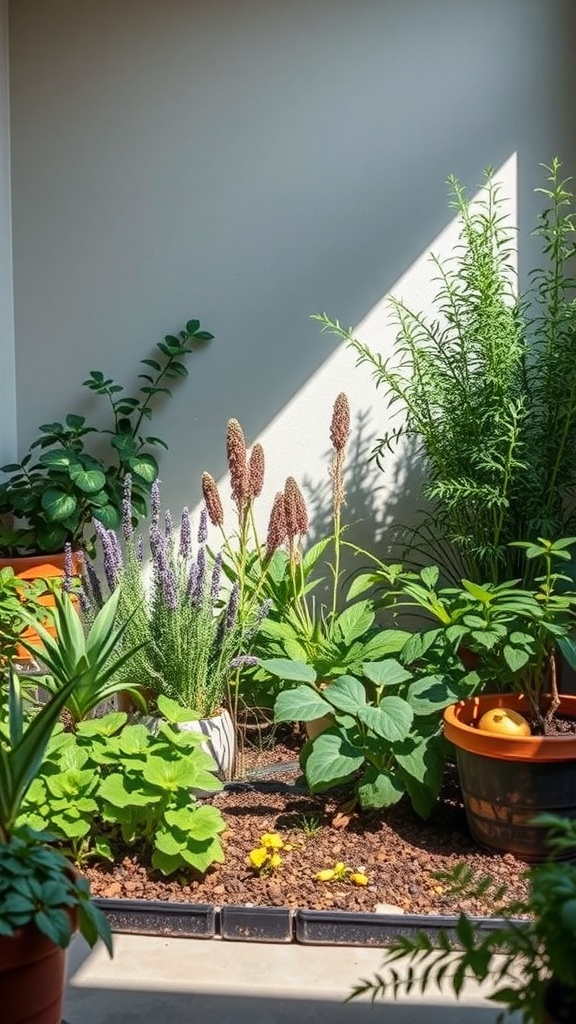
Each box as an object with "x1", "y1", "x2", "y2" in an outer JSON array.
[{"x1": 6, "y1": 1, "x2": 576, "y2": 555}]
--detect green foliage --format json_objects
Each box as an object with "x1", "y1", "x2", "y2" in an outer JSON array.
[
  {"x1": 18, "y1": 708, "x2": 227, "y2": 876},
  {"x1": 0, "y1": 832, "x2": 112, "y2": 953},
  {"x1": 350, "y1": 537, "x2": 576, "y2": 727},
  {"x1": 269, "y1": 655, "x2": 469, "y2": 817},
  {"x1": 85, "y1": 480, "x2": 253, "y2": 718},
  {"x1": 0, "y1": 566, "x2": 47, "y2": 668},
  {"x1": 18, "y1": 588, "x2": 148, "y2": 724},
  {"x1": 0, "y1": 317, "x2": 213, "y2": 556},
  {"x1": 0, "y1": 670, "x2": 111, "y2": 952},
  {"x1": 317, "y1": 160, "x2": 576, "y2": 584},
  {"x1": 349, "y1": 816, "x2": 576, "y2": 1023}
]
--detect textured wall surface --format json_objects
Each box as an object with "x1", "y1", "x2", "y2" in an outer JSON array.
[{"x1": 7, "y1": 0, "x2": 576, "y2": 550}]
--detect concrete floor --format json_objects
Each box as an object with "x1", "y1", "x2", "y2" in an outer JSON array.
[{"x1": 64, "y1": 934, "x2": 518, "y2": 1023}]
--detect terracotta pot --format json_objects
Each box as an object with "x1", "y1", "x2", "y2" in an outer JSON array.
[
  {"x1": 0, "y1": 552, "x2": 81, "y2": 659},
  {"x1": 0, "y1": 924, "x2": 69, "y2": 1024},
  {"x1": 444, "y1": 693, "x2": 576, "y2": 860}
]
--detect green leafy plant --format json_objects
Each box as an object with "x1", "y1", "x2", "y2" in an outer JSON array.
[
  {"x1": 269, "y1": 656, "x2": 467, "y2": 818},
  {"x1": 349, "y1": 537, "x2": 576, "y2": 729},
  {"x1": 349, "y1": 815, "x2": 576, "y2": 1023},
  {"x1": 0, "y1": 566, "x2": 46, "y2": 671},
  {"x1": 84, "y1": 477, "x2": 256, "y2": 719},
  {"x1": 19, "y1": 700, "x2": 227, "y2": 876},
  {"x1": 0, "y1": 317, "x2": 213, "y2": 556},
  {"x1": 317, "y1": 160, "x2": 576, "y2": 585},
  {"x1": 0, "y1": 670, "x2": 112, "y2": 952},
  {"x1": 19, "y1": 584, "x2": 148, "y2": 725}
]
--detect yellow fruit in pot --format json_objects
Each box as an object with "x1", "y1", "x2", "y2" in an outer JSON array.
[{"x1": 478, "y1": 708, "x2": 531, "y2": 737}]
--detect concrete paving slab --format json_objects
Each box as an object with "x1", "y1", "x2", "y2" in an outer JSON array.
[{"x1": 64, "y1": 934, "x2": 519, "y2": 1023}]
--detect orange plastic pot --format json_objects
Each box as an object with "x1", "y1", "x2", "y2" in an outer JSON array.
[
  {"x1": 0, "y1": 924, "x2": 69, "y2": 1024},
  {"x1": 444, "y1": 694, "x2": 576, "y2": 860},
  {"x1": 0, "y1": 553, "x2": 80, "y2": 659}
]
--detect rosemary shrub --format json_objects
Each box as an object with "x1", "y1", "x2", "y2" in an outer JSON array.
[
  {"x1": 317, "y1": 159, "x2": 576, "y2": 584},
  {"x1": 84, "y1": 479, "x2": 251, "y2": 719}
]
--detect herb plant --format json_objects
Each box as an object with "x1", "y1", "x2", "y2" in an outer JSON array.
[
  {"x1": 317, "y1": 160, "x2": 576, "y2": 584},
  {"x1": 84, "y1": 477, "x2": 255, "y2": 719},
  {"x1": 0, "y1": 317, "x2": 213, "y2": 556}
]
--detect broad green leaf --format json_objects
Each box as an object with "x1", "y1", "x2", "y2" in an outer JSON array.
[
  {"x1": 503, "y1": 645, "x2": 530, "y2": 672},
  {"x1": 274, "y1": 686, "x2": 332, "y2": 723},
  {"x1": 76, "y1": 712, "x2": 127, "y2": 737},
  {"x1": 362, "y1": 659, "x2": 412, "y2": 687},
  {"x1": 261, "y1": 658, "x2": 317, "y2": 684},
  {"x1": 179, "y1": 836, "x2": 225, "y2": 874},
  {"x1": 128, "y1": 453, "x2": 159, "y2": 483},
  {"x1": 35, "y1": 908, "x2": 72, "y2": 948},
  {"x1": 323, "y1": 674, "x2": 367, "y2": 713},
  {"x1": 118, "y1": 724, "x2": 150, "y2": 756},
  {"x1": 304, "y1": 731, "x2": 364, "y2": 791},
  {"x1": 40, "y1": 489, "x2": 77, "y2": 522},
  {"x1": 68, "y1": 464, "x2": 106, "y2": 494},
  {"x1": 157, "y1": 695, "x2": 199, "y2": 723},
  {"x1": 346, "y1": 573, "x2": 379, "y2": 601},
  {"x1": 395, "y1": 735, "x2": 444, "y2": 788},
  {"x1": 420, "y1": 565, "x2": 440, "y2": 588},
  {"x1": 358, "y1": 629, "x2": 412, "y2": 660},
  {"x1": 357, "y1": 766, "x2": 405, "y2": 809},
  {"x1": 461, "y1": 579, "x2": 493, "y2": 602},
  {"x1": 143, "y1": 756, "x2": 200, "y2": 790},
  {"x1": 99, "y1": 773, "x2": 156, "y2": 808},
  {"x1": 334, "y1": 602, "x2": 374, "y2": 645},
  {"x1": 406, "y1": 676, "x2": 462, "y2": 715},
  {"x1": 372, "y1": 696, "x2": 414, "y2": 742}
]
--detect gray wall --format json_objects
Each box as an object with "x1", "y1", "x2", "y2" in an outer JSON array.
[
  {"x1": 0, "y1": 0, "x2": 15, "y2": 464},
  {"x1": 7, "y1": 0, "x2": 576, "y2": 546}
]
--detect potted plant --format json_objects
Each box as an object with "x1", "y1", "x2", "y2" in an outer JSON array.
[
  {"x1": 349, "y1": 814, "x2": 576, "y2": 1023},
  {"x1": 317, "y1": 159, "x2": 576, "y2": 586},
  {"x1": 0, "y1": 315, "x2": 212, "y2": 563},
  {"x1": 349, "y1": 537, "x2": 576, "y2": 858},
  {"x1": 0, "y1": 669, "x2": 112, "y2": 1024},
  {"x1": 83, "y1": 477, "x2": 262, "y2": 779}
]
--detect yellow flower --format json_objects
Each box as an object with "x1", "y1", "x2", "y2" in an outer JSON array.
[
  {"x1": 269, "y1": 853, "x2": 282, "y2": 869},
  {"x1": 247, "y1": 847, "x2": 268, "y2": 870},
  {"x1": 350, "y1": 872, "x2": 369, "y2": 886},
  {"x1": 260, "y1": 832, "x2": 284, "y2": 849},
  {"x1": 316, "y1": 868, "x2": 336, "y2": 882}
]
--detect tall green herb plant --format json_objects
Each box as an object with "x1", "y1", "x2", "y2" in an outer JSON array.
[{"x1": 317, "y1": 160, "x2": 576, "y2": 584}]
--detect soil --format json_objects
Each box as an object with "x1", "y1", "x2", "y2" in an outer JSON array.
[{"x1": 86, "y1": 726, "x2": 532, "y2": 918}]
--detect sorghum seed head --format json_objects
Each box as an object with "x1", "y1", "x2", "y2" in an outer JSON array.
[
  {"x1": 330, "y1": 393, "x2": 350, "y2": 453},
  {"x1": 292, "y1": 478, "x2": 309, "y2": 535},
  {"x1": 248, "y1": 443, "x2": 265, "y2": 499},
  {"x1": 227, "y1": 418, "x2": 249, "y2": 513},
  {"x1": 283, "y1": 477, "x2": 300, "y2": 542},
  {"x1": 202, "y1": 472, "x2": 224, "y2": 527},
  {"x1": 266, "y1": 492, "x2": 288, "y2": 556}
]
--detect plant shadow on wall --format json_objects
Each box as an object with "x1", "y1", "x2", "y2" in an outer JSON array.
[
  {"x1": 317, "y1": 159, "x2": 576, "y2": 587},
  {"x1": 301, "y1": 407, "x2": 427, "y2": 605}
]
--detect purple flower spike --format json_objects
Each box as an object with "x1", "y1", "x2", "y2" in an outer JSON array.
[
  {"x1": 83, "y1": 557, "x2": 103, "y2": 606},
  {"x1": 197, "y1": 506, "x2": 208, "y2": 545},
  {"x1": 164, "y1": 508, "x2": 174, "y2": 540},
  {"x1": 225, "y1": 582, "x2": 240, "y2": 630},
  {"x1": 186, "y1": 561, "x2": 199, "y2": 600},
  {"x1": 94, "y1": 519, "x2": 121, "y2": 591},
  {"x1": 229, "y1": 655, "x2": 259, "y2": 669},
  {"x1": 122, "y1": 475, "x2": 134, "y2": 542},
  {"x1": 191, "y1": 545, "x2": 206, "y2": 605},
  {"x1": 150, "y1": 479, "x2": 161, "y2": 528},
  {"x1": 179, "y1": 508, "x2": 192, "y2": 560},
  {"x1": 210, "y1": 551, "x2": 223, "y2": 602},
  {"x1": 136, "y1": 534, "x2": 144, "y2": 563},
  {"x1": 63, "y1": 542, "x2": 73, "y2": 593}
]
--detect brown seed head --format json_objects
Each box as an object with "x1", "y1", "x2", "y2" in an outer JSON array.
[
  {"x1": 330, "y1": 393, "x2": 350, "y2": 453},
  {"x1": 201, "y1": 472, "x2": 224, "y2": 527},
  {"x1": 248, "y1": 443, "x2": 265, "y2": 499},
  {"x1": 283, "y1": 477, "x2": 300, "y2": 542},
  {"x1": 266, "y1": 491, "x2": 288, "y2": 557},
  {"x1": 284, "y1": 476, "x2": 308, "y2": 536},
  {"x1": 227, "y1": 418, "x2": 249, "y2": 513}
]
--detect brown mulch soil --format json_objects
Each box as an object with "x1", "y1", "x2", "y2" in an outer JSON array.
[{"x1": 86, "y1": 726, "x2": 531, "y2": 918}]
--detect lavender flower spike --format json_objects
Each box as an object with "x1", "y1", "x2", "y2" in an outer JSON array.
[
  {"x1": 225, "y1": 582, "x2": 240, "y2": 630},
  {"x1": 63, "y1": 542, "x2": 74, "y2": 593},
  {"x1": 122, "y1": 474, "x2": 133, "y2": 542},
  {"x1": 179, "y1": 507, "x2": 192, "y2": 560},
  {"x1": 191, "y1": 545, "x2": 207, "y2": 605},
  {"x1": 150, "y1": 479, "x2": 161, "y2": 528},
  {"x1": 229, "y1": 655, "x2": 259, "y2": 669},
  {"x1": 197, "y1": 506, "x2": 208, "y2": 545},
  {"x1": 93, "y1": 518, "x2": 122, "y2": 591},
  {"x1": 164, "y1": 508, "x2": 174, "y2": 540},
  {"x1": 210, "y1": 551, "x2": 223, "y2": 602}
]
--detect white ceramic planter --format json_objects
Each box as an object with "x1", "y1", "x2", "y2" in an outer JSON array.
[{"x1": 177, "y1": 708, "x2": 236, "y2": 782}]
